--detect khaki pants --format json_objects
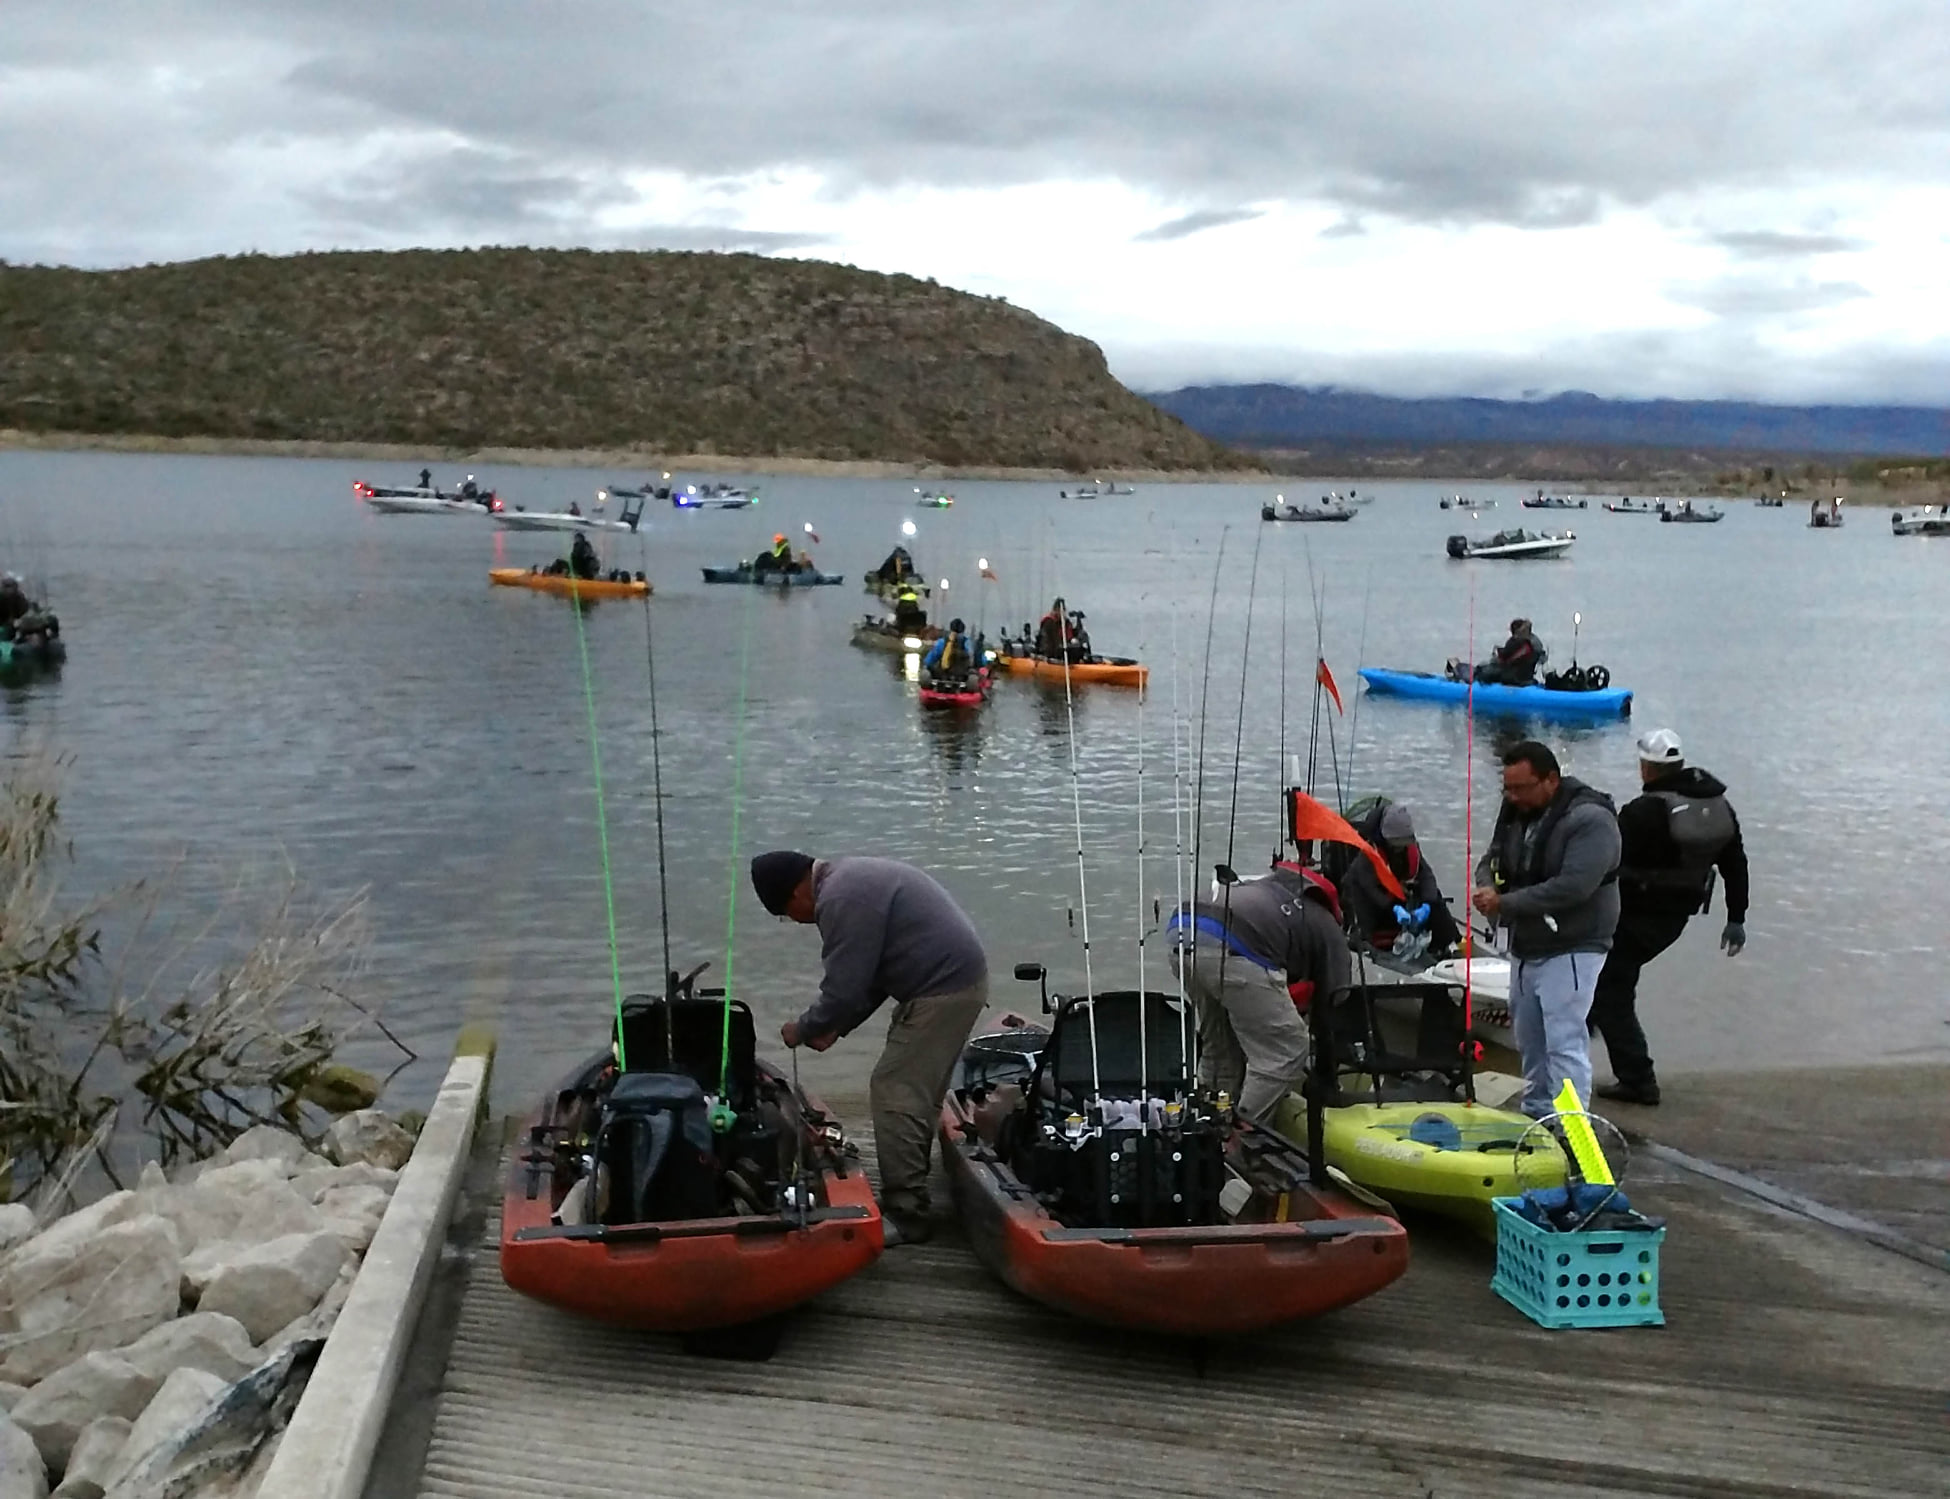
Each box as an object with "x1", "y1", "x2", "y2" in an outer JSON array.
[
  {"x1": 871, "y1": 978, "x2": 989, "y2": 1217},
  {"x1": 1172, "y1": 938, "x2": 1308, "y2": 1122}
]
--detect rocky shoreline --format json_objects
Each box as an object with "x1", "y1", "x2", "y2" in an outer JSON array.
[{"x1": 0, "y1": 1112, "x2": 417, "y2": 1499}]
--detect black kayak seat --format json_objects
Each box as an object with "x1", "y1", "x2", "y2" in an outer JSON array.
[
  {"x1": 1040, "y1": 990, "x2": 1189, "y2": 1103},
  {"x1": 617, "y1": 994, "x2": 759, "y2": 1111}
]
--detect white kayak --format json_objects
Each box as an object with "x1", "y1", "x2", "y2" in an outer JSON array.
[
  {"x1": 493, "y1": 500, "x2": 644, "y2": 533},
  {"x1": 1423, "y1": 955, "x2": 1514, "y2": 1047}
]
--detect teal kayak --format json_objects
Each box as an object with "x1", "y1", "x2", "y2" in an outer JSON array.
[
  {"x1": 700, "y1": 565, "x2": 843, "y2": 586},
  {"x1": 1359, "y1": 667, "x2": 1632, "y2": 718}
]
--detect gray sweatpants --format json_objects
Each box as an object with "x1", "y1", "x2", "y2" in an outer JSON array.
[
  {"x1": 870, "y1": 979, "x2": 989, "y2": 1217},
  {"x1": 1172, "y1": 938, "x2": 1308, "y2": 1122},
  {"x1": 1510, "y1": 950, "x2": 1601, "y2": 1117}
]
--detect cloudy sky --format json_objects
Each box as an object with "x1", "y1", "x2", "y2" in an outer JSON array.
[{"x1": 5, "y1": 1, "x2": 1947, "y2": 403}]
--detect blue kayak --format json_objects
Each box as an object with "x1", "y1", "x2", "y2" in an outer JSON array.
[{"x1": 1359, "y1": 667, "x2": 1632, "y2": 718}]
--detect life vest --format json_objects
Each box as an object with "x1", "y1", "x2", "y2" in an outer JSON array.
[{"x1": 1491, "y1": 780, "x2": 1618, "y2": 891}]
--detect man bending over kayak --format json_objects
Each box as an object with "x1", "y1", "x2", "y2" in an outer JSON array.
[{"x1": 751, "y1": 851, "x2": 988, "y2": 1247}]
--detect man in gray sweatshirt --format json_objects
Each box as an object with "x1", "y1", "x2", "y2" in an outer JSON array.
[
  {"x1": 1472, "y1": 741, "x2": 1621, "y2": 1117},
  {"x1": 750, "y1": 851, "x2": 988, "y2": 1246}
]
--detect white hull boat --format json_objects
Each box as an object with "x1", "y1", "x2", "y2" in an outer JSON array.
[
  {"x1": 1892, "y1": 506, "x2": 1950, "y2": 536},
  {"x1": 1446, "y1": 528, "x2": 1575, "y2": 559},
  {"x1": 493, "y1": 508, "x2": 641, "y2": 533}
]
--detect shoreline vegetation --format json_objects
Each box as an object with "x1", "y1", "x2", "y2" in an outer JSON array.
[{"x1": 3, "y1": 427, "x2": 1941, "y2": 502}]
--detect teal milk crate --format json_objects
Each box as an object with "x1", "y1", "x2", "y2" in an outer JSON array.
[{"x1": 1491, "y1": 1196, "x2": 1665, "y2": 1329}]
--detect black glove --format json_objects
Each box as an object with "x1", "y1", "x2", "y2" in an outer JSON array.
[{"x1": 1720, "y1": 921, "x2": 1746, "y2": 956}]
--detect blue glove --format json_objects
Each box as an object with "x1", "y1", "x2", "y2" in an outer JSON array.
[
  {"x1": 1411, "y1": 903, "x2": 1432, "y2": 928},
  {"x1": 1720, "y1": 921, "x2": 1746, "y2": 956},
  {"x1": 1392, "y1": 904, "x2": 1413, "y2": 927}
]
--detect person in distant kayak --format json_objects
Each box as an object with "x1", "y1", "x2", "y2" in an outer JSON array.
[
  {"x1": 752, "y1": 851, "x2": 988, "y2": 1247},
  {"x1": 1035, "y1": 599, "x2": 1072, "y2": 659},
  {"x1": 872, "y1": 546, "x2": 916, "y2": 583},
  {"x1": 892, "y1": 583, "x2": 928, "y2": 632},
  {"x1": 1472, "y1": 740, "x2": 1620, "y2": 1117},
  {"x1": 1449, "y1": 618, "x2": 1547, "y2": 686},
  {"x1": 0, "y1": 575, "x2": 30, "y2": 628},
  {"x1": 1166, "y1": 860, "x2": 1350, "y2": 1122},
  {"x1": 568, "y1": 531, "x2": 600, "y2": 580},
  {"x1": 1589, "y1": 729, "x2": 1749, "y2": 1107},
  {"x1": 921, "y1": 618, "x2": 975, "y2": 680},
  {"x1": 752, "y1": 532, "x2": 797, "y2": 578},
  {"x1": 1337, "y1": 803, "x2": 1462, "y2": 959}
]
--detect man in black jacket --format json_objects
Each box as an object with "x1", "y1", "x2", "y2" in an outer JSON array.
[{"x1": 1590, "y1": 729, "x2": 1749, "y2": 1106}]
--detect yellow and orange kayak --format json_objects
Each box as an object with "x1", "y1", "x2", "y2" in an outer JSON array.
[
  {"x1": 995, "y1": 652, "x2": 1147, "y2": 688},
  {"x1": 489, "y1": 568, "x2": 650, "y2": 600}
]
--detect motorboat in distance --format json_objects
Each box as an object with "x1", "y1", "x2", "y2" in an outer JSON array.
[{"x1": 1446, "y1": 528, "x2": 1575, "y2": 559}]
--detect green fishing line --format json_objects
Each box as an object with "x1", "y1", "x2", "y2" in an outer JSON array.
[
  {"x1": 717, "y1": 580, "x2": 760, "y2": 1107},
  {"x1": 567, "y1": 584, "x2": 629, "y2": 1070}
]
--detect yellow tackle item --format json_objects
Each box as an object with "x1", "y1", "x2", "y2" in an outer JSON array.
[{"x1": 1554, "y1": 1079, "x2": 1615, "y2": 1185}]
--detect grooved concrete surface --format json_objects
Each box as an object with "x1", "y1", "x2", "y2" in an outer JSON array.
[{"x1": 399, "y1": 1089, "x2": 1948, "y2": 1499}]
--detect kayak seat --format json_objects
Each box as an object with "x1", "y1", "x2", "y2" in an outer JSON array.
[
  {"x1": 1041, "y1": 991, "x2": 1190, "y2": 1107},
  {"x1": 1313, "y1": 982, "x2": 1473, "y2": 1099},
  {"x1": 617, "y1": 994, "x2": 759, "y2": 1113},
  {"x1": 595, "y1": 1071, "x2": 719, "y2": 1225}
]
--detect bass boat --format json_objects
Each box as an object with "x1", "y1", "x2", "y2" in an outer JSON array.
[
  {"x1": 941, "y1": 975, "x2": 1408, "y2": 1334},
  {"x1": 1446, "y1": 528, "x2": 1575, "y2": 560},
  {"x1": 1263, "y1": 497, "x2": 1355, "y2": 523},
  {"x1": 1891, "y1": 505, "x2": 1950, "y2": 536},
  {"x1": 914, "y1": 489, "x2": 955, "y2": 509},
  {"x1": 502, "y1": 986, "x2": 882, "y2": 1344},
  {"x1": 1522, "y1": 493, "x2": 1588, "y2": 510},
  {"x1": 1660, "y1": 501, "x2": 1724, "y2": 524},
  {"x1": 1359, "y1": 667, "x2": 1632, "y2": 718},
  {"x1": 1605, "y1": 498, "x2": 1663, "y2": 515},
  {"x1": 493, "y1": 494, "x2": 645, "y2": 533},
  {"x1": 1266, "y1": 980, "x2": 1562, "y2": 1235},
  {"x1": 354, "y1": 481, "x2": 500, "y2": 516},
  {"x1": 1809, "y1": 497, "x2": 1845, "y2": 529},
  {"x1": 672, "y1": 482, "x2": 758, "y2": 510},
  {"x1": 702, "y1": 564, "x2": 843, "y2": 586},
  {"x1": 490, "y1": 567, "x2": 650, "y2": 600}
]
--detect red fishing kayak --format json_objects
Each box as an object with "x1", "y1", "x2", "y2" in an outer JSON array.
[
  {"x1": 919, "y1": 666, "x2": 991, "y2": 709},
  {"x1": 939, "y1": 988, "x2": 1409, "y2": 1334},
  {"x1": 501, "y1": 994, "x2": 882, "y2": 1335}
]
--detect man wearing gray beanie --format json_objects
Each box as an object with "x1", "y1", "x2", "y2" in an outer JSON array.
[{"x1": 750, "y1": 851, "x2": 988, "y2": 1246}]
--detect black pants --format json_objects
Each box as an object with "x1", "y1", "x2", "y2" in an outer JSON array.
[{"x1": 1588, "y1": 911, "x2": 1691, "y2": 1087}]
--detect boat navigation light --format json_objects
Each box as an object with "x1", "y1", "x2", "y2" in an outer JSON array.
[
  {"x1": 939, "y1": 578, "x2": 950, "y2": 591},
  {"x1": 977, "y1": 557, "x2": 989, "y2": 571},
  {"x1": 902, "y1": 636, "x2": 924, "y2": 650},
  {"x1": 1574, "y1": 611, "x2": 1582, "y2": 626},
  {"x1": 901, "y1": 519, "x2": 918, "y2": 537}
]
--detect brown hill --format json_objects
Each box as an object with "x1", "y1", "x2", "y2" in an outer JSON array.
[{"x1": 0, "y1": 249, "x2": 1249, "y2": 472}]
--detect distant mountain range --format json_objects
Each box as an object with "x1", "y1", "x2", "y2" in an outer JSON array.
[{"x1": 1147, "y1": 385, "x2": 1950, "y2": 457}]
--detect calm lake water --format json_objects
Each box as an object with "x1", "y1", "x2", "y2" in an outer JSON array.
[{"x1": 1, "y1": 450, "x2": 1945, "y2": 1113}]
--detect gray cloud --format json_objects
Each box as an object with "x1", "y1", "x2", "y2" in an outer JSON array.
[
  {"x1": 1665, "y1": 275, "x2": 1871, "y2": 317},
  {"x1": 1132, "y1": 208, "x2": 1263, "y2": 242},
  {"x1": 1706, "y1": 230, "x2": 1871, "y2": 259}
]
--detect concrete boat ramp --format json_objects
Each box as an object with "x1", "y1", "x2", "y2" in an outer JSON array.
[{"x1": 363, "y1": 1069, "x2": 1947, "y2": 1499}]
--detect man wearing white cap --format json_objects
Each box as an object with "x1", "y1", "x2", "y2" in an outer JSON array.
[{"x1": 1591, "y1": 729, "x2": 1750, "y2": 1106}]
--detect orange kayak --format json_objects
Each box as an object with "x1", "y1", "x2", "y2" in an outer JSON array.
[
  {"x1": 995, "y1": 652, "x2": 1147, "y2": 688},
  {"x1": 489, "y1": 568, "x2": 649, "y2": 599}
]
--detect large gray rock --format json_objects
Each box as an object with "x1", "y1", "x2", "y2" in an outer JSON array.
[
  {"x1": 139, "y1": 1165, "x2": 326, "y2": 1272},
  {"x1": 98, "y1": 1370, "x2": 227, "y2": 1495},
  {"x1": 0, "y1": 1414, "x2": 47, "y2": 1499},
  {"x1": 113, "y1": 1315, "x2": 255, "y2": 1389},
  {"x1": 49, "y1": 1416, "x2": 128, "y2": 1499},
  {"x1": 193, "y1": 1235, "x2": 346, "y2": 1344},
  {"x1": 213, "y1": 1130, "x2": 312, "y2": 1175},
  {"x1": 0, "y1": 1389, "x2": 21, "y2": 1417},
  {"x1": 321, "y1": 1112, "x2": 413, "y2": 1172},
  {"x1": 0, "y1": 1208, "x2": 36, "y2": 1257},
  {"x1": 0, "y1": 1218, "x2": 181, "y2": 1385},
  {"x1": 6, "y1": 1356, "x2": 152, "y2": 1472},
  {"x1": 316, "y1": 1184, "x2": 392, "y2": 1256},
  {"x1": 1, "y1": 1196, "x2": 139, "y2": 1278},
  {"x1": 260, "y1": 1260, "x2": 356, "y2": 1362},
  {"x1": 288, "y1": 1162, "x2": 396, "y2": 1206}
]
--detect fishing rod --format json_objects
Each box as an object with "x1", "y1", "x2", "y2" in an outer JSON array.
[
  {"x1": 1213, "y1": 526, "x2": 1267, "y2": 1011},
  {"x1": 1342, "y1": 566, "x2": 1375, "y2": 804},
  {"x1": 715, "y1": 580, "x2": 761, "y2": 1121},
  {"x1": 636, "y1": 534, "x2": 675, "y2": 1064},
  {"x1": 1461, "y1": 572, "x2": 1478, "y2": 1099},
  {"x1": 1187, "y1": 529, "x2": 1230, "y2": 1009},
  {"x1": 1134, "y1": 619, "x2": 1149, "y2": 1131},
  {"x1": 565, "y1": 580, "x2": 628, "y2": 1070},
  {"x1": 1056, "y1": 594, "x2": 1101, "y2": 1105},
  {"x1": 1277, "y1": 563, "x2": 1289, "y2": 860},
  {"x1": 1168, "y1": 608, "x2": 1191, "y2": 1091}
]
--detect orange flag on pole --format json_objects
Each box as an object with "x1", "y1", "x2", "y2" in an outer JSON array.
[
  {"x1": 1316, "y1": 658, "x2": 1344, "y2": 715},
  {"x1": 1285, "y1": 787, "x2": 1405, "y2": 901}
]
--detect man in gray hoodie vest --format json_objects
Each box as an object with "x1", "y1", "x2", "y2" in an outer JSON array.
[
  {"x1": 1472, "y1": 741, "x2": 1621, "y2": 1117},
  {"x1": 751, "y1": 851, "x2": 988, "y2": 1246}
]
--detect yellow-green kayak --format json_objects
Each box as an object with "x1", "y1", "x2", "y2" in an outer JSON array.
[{"x1": 1267, "y1": 1095, "x2": 1566, "y2": 1236}]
